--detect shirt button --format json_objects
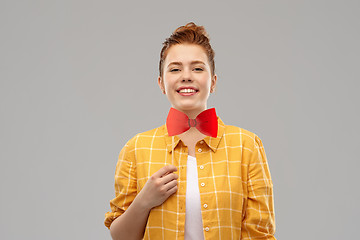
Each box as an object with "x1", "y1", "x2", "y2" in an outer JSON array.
[
  {"x1": 203, "y1": 204, "x2": 208, "y2": 208},
  {"x1": 200, "y1": 140, "x2": 204, "y2": 144},
  {"x1": 204, "y1": 227, "x2": 210, "y2": 232},
  {"x1": 199, "y1": 165, "x2": 204, "y2": 170},
  {"x1": 200, "y1": 183, "x2": 205, "y2": 187},
  {"x1": 198, "y1": 148, "x2": 202, "y2": 152}
]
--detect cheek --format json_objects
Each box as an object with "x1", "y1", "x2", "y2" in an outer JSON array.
[
  {"x1": 201, "y1": 77, "x2": 212, "y2": 89},
  {"x1": 164, "y1": 81, "x2": 171, "y2": 91},
  {"x1": 163, "y1": 76, "x2": 176, "y2": 90}
]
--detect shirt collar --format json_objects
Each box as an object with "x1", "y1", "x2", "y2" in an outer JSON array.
[{"x1": 164, "y1": 117, "x2": 225, "y2": 153}]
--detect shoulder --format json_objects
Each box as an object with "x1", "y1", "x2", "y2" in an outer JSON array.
[
  {"x1": 223, "y1": 124, "x2": 264, "y2": 149},
  {"x1": 117, "y1": 125, "x2": 166, "y2": 161}
]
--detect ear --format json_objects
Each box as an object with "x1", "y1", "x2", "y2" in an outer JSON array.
[
  {"x1": 210, "y1": 74, "x2": 217, "y2": 93},
  {"x1": 158, "y1": 76, "x2": 166, "y2": 94}
]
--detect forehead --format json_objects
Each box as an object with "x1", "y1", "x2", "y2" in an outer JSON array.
[{"x1": 164, "y1": 44, "x2": 208, "y2": 65}]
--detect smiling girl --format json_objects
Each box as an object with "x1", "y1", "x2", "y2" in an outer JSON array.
[{"x1": 105, "y1": 22, "x2": 276, "y2": 240}]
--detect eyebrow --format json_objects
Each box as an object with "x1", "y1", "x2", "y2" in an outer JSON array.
[{"x1": 167, "y1": 61, "x2": 206, "y2": 68}]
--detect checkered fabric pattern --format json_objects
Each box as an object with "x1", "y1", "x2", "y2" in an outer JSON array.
[{"x1": 105, "y1": 117, "x2": 276, "y2": 239}]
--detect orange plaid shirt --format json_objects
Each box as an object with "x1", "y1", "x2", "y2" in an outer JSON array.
[{"x1": 105, "y1": 117, "x2": 276, "y2": 239}]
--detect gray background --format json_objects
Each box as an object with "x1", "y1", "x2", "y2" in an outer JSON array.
[{"x1": 1, "y1": 0, "x2": 359, "y2": 239}]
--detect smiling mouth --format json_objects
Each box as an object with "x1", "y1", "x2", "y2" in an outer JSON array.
[{"x1": 177, "y1": 89, "x2": 199, "y2": 93}]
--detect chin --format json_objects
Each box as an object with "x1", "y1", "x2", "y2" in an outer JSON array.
[{"x1": 174, "y1": 104, "x2": 204, "y2": 112}]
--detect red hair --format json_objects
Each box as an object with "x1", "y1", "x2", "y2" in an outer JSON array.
[{"x1": 159, "y1": 22, "x2": 215, "y2": 77}]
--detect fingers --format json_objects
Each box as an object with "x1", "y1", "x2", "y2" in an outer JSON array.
[
  {"x1": 164, "y1": 178, "x2": 178, "y2": 192},
  {"x1": 153, "y1": 165, "x2": 178, "y2": 178},
  {"x1": 141, "y1": 165, "x2": 179, "y2": 208},
  {"x1": 165, "y1": 183, "x2": 178, "y2": 197},
  {"x1": 161, "y1": 172, "x2": 178, "y2": 184},
  {"x1": 167, "y1": 185, "x2": 178, "y2": 195}
]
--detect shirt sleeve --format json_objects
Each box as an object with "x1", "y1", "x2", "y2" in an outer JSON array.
[
  {"x1": 104, "y1": 135, "x2": 138, "y2": 229},
  {"x1": 241, "y1": 134, "x2": 276, "y2": 239}
]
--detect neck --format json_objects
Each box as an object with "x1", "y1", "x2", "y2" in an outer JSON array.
[
  {"x1": 175, "y1": 107, "x2": 207, "y2": 119},
  {"x1": 178, "y1": 127, "x2": 206, "y2": 140}
]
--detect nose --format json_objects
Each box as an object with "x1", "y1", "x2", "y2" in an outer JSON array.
[{"x1": 181, "y1": 68, "x2": 192, "y2": 82}]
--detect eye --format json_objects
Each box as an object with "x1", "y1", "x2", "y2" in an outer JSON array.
[
  {"x1": 170, "y1": 68, "x2": 180, "y2": 72},
  {"x1": 194, "y1": 67, "x2": 203, "y2": 71}
]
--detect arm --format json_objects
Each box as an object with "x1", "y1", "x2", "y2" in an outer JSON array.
[
  {"x1": 109, "y1": 193, "x2": 151, "y2": 240},
  {"x1": 109, "y1": 163, "x2": 178, "y2": 240},
  {"x1": 241, "y1": 135, "x2": 276, "y2": 239}
]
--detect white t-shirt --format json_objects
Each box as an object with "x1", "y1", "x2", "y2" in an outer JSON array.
[{"x1": 184, "y1": 155, "x2": 205, "y2": 240}]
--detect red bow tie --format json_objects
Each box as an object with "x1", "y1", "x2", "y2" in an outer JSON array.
[{"x1": 166, "y1": 108, "x2": 218, "y2": 137}]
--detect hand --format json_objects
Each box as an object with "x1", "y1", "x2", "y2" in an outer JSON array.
[{"x1": 137, "y1": 165, "x2": 178, "y2": 210}]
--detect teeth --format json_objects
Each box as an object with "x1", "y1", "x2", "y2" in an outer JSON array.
[{"x1": 179, "y1": 89, "x2": 196, "y2": 93}]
